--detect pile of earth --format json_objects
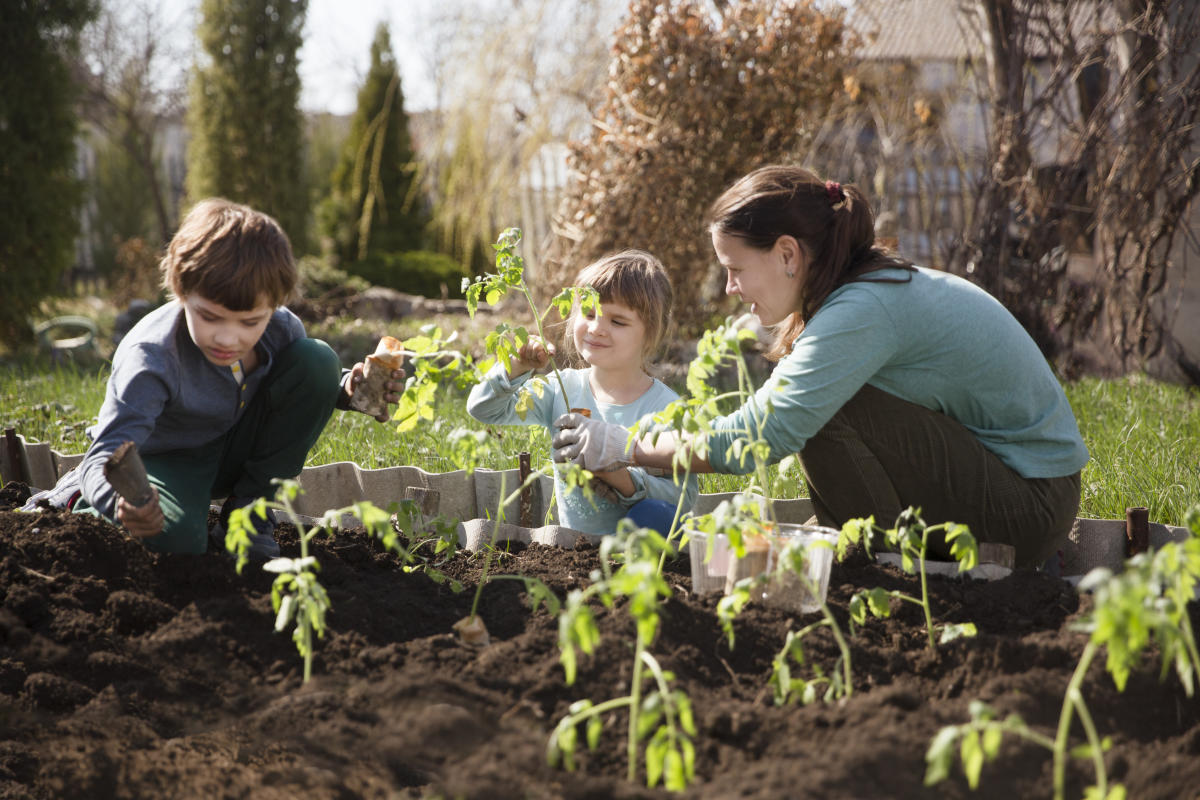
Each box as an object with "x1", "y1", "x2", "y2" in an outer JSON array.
[{"x1": 1, "y1": 480, "x2": 1197, "y2": 799}]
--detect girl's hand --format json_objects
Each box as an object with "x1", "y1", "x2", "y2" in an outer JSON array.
[
  {"x1": 552, "y1": 413, "x2": 636, "y2": 471},
  {"x1": 508, "y1": 336, "x2": 555, "y2": 377},
  {"x1": 345, "y1": 362, "x2": 406, "y2": 422},
  {"x1": 116, "y1": 487, "x2": 164, "y2": 539}
]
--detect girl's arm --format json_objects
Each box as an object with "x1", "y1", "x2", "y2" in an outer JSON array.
[
  {"x1": 592, "y1": 461, "x2": 700, "y2": 512},
  {"x1": 467, "y1": 362, "x2": 561, "y2": 427}
]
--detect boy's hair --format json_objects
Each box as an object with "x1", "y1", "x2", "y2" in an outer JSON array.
[
  {"x1": 161, "y1": 198, "x2": 297, "y2": 310},
  {"x1": 563, "y1": 249, "x2": 674, "y2": 368}
]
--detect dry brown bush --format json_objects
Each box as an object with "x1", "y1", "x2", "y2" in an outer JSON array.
[{"x1": 541, "y1": 0, "x2": 855, "y2": 336}]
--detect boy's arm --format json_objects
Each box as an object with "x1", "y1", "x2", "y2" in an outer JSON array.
[{"x1": 79, "y1": 351, "x2": 170, "y2": 520}]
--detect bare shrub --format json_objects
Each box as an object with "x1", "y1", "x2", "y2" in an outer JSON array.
[{"x1": 543, "y1": 0, "x2": 855, "y2": 336}]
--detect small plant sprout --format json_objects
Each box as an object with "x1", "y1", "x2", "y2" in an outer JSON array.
[
  {"x1": 451, "y1": 461, "x2": 583, "y2": 646},
  {"x1": 925, "y1": 505, "x2": 1200, "y2": 800},
  {"x1": 223, "y1": 479, "x2": 403, "y2": 682},
  {"x1": 839, "y1": 507, "x2": 980, "y2": 649},
  {"x1": 644, "y1": 318, "x2": 784, "y2": 574},
  {"x1": 548, "y1": 524, "x2": 698, "y2": 791},
  {"x1": 462, "y1": 227, "x2": 600, "y2": 414},
  {"x1": 390, "y1": 498, "x2": 465, "y2": 592},
  {"x1": 765, "y1": 532, "x2": 852, "y2": 705}
]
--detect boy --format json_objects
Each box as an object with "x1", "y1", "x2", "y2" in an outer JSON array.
[{"x1": 27, "y1": 198, "x2": 401, "y2": 559}]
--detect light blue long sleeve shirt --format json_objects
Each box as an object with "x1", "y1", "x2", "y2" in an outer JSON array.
[
  {"x1": 467, "y1": 364, "x2": 699, "y2": 534},
  {"x1": 707, "y1": 267, "x2": 1089, "y2": 479}
]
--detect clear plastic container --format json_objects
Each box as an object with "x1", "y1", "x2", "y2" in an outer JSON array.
[
  {"x1": 687, "y1": 531, "x2": 732, "y2": 596},
  {"x1": 726, "y1": 524, "x2": 839, "y2": 614}
]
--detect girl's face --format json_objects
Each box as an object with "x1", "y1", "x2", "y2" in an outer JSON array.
[
  {"x1": 181, "y1": 293, "x2": 274, "y2": 367},
  {"x1": 572, "y1": 297, "x2": 647, "y2": 371},
  {"x1": 712, "y1": 230, "x2": 804, "y2": 327}
]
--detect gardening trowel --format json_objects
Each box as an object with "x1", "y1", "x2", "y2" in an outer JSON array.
[{"x1": 103, "y1": 440, "x2": 154, "y2": 507}]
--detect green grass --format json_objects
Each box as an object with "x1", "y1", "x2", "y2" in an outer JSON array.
[
  {"x1": 1065, "y1": 374, "x2": 1200, "y2": 525},
  {"x1": 3, "y1": 357, "x2": 1197, "y2": 526}
]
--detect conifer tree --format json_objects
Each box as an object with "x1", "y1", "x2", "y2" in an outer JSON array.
[
  {"x1": 0, "y1": 0, "x2": 98, "y2": 345},
  {"x1": 321, "y1": 23, "x2": 427, "y2": 266},
  {"x1": 186, "y1": 0, "x2": 309, "y2": 253}
]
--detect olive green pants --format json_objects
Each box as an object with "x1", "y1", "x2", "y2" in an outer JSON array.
[
  {"x1": 77, "y1": 338, "x2": 341, "y2": 554},
  {"x1": 799, "y1": 384, "x2": 1081, "y2": 569}
]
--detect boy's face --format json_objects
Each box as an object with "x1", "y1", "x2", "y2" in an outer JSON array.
[{"x1": 181, "y1": 294, "x2": 274, "y2": 367}]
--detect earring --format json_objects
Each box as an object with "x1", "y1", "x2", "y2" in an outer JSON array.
[{"x1": 786, "y1": 270, "x2": 795, "y2": 278}]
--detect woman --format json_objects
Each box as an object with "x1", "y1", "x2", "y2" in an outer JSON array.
[{"x1": 552, "y1": 165, "x2": 1088, "y2": 569}]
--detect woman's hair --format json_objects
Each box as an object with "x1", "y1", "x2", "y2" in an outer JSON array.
[
  {"x1": 562, "y1": 249, "x2": 674, "y2": 369},
  {"x1": 706, "y1": 164, "x2": 913, "y2": 360},
  {"x1": 161, "y1": 198, "x2": 297, "y2": 310}
]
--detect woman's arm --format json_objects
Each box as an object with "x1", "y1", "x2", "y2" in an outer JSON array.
[{"x1": 631, "y1": 430, "x2": 714, "y2": 474}]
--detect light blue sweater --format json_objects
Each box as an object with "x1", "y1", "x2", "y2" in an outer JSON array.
[
  {"x1": 467, "y1": 365, "x2": 699, "y2": 534},
  {"x1": 707, "y1": 267, "x2": 1089, "y2": 479}
]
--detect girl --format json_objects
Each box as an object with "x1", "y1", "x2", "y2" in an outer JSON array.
[
  {"x1": 553, "y1": 166, "x2": 1088, "y2": 568},
  {"x1": 467, "y1": 250, "x2": 698, "y2": 535}
]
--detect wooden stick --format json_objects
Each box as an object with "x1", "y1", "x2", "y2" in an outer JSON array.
[
  {"x1": 1125, "y1": 506, "x2": 1149, "y2": 557},
  {"x1": 104, "y1": 441, "x2": 154, "y2": 507}
]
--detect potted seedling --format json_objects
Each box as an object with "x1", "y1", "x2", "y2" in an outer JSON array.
[{"x1": 925, "y1": 505, "x2": 1200, "y2": 800}]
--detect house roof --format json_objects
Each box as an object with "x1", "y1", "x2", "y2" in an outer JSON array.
[
  {"x1": 847, "y1": 0, "x2": 976, "y2": 61},
  {"x1": 846, "y1": 0, "x2": 1117, "y2": 62}
]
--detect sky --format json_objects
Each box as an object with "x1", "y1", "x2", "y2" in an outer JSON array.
[{"x1": 151, "y1": 0, "x2": 443, "y2": 114}]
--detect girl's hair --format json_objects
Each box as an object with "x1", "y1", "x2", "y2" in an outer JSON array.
[
  {"x1": 161, "y1": 198, "x2": 297, "y2": 310},
  {"x1": 563, "y1": 249, "x2": 674, "y2": 369},
  {"x1": 706, "y1": 164, "x2": 914, "y2": 360}
]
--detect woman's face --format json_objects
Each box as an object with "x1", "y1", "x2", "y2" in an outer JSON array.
[{"x1": 712, "y1": 230, "x2": 804, "y2": 327}]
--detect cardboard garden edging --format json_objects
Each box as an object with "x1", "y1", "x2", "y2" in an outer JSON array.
[{"x1": 3, "y1": 434, "x2": 1189, "y2": 579}]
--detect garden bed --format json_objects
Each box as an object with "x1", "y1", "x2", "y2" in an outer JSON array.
[{"x1": 1, "y1": 483, "x2": 1197, "y2": 799}]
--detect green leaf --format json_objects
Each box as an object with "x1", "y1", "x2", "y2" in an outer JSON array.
[
  {"x1": 664, "y1": 748, "x2": 686, "y2": 792},
  {"x1": 939, "y1": 622, "x2": 978, "y2": 644},
  {"x1": 924, "y1": 726, "x2": 960, "y2": 786},
  {"x1": 981, "y1": 725, "x2": 1003, "y2": 757},
  {"x1": 961, "y1": 729, "x2": 984, "y2": 789},
  {"x1": 645, "y1": 735, "x2": 666, "y2": 788},
  {"x1": 586, "y1": 715, "x2": 603, "y2": 750}
]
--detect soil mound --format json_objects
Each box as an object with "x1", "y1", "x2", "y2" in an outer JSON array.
[{"x1": 1, "y1": 484, "x2": 1197, "y2": 799}]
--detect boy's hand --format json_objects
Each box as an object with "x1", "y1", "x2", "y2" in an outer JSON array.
[
  {"x1": 345, "y1": 362, "x2": 406, "y2": 422},
  {"x1": 116, "y1": 487, "x2": 164, "y2": 539},
  {"x1": 508, "y1": 336, "x2": 555, "y2": 377}
]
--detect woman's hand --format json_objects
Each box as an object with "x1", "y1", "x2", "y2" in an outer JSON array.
[
  {"x1": 116, "y1": 487, "x2": 164, "y2": 539},
  {"x1": 508, "y1": 336, "x2": 555, "y2": 377},
  {"x1": 552, "y1": 413, "x2": 635, "y2": 472},
  {"x1": 344, "y1": 363, "x2": 406, "y2": 422}
]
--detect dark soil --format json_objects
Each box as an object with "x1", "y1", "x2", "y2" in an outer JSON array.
[{"x1": 1, "y1": 480, "x2": 1197, "y2": 800}]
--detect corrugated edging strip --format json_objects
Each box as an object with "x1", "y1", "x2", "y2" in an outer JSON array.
[{"x1": 2, "y1": 433, "x2": 1190, "y2": 578}]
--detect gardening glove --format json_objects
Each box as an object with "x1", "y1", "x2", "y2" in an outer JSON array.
[{"x1": 552, "y1": 413, "x2": 635, "y2": 472}]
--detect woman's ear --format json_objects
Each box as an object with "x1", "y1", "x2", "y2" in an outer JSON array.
[{"x1": 776, "y1": 235, "x2": 802, "y2": 277}]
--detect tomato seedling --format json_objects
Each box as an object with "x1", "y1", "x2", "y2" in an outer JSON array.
[
  {"x1": 925, "y1": 504, "x2": 1200, "y2": 800},
  {"x1": 839, "y1": 507, "x2": 979, "y2": 649}
]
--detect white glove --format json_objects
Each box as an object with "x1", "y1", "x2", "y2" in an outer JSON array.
[{"x1": 551, "y1": 413, "x2": 635, "y2": 472}]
